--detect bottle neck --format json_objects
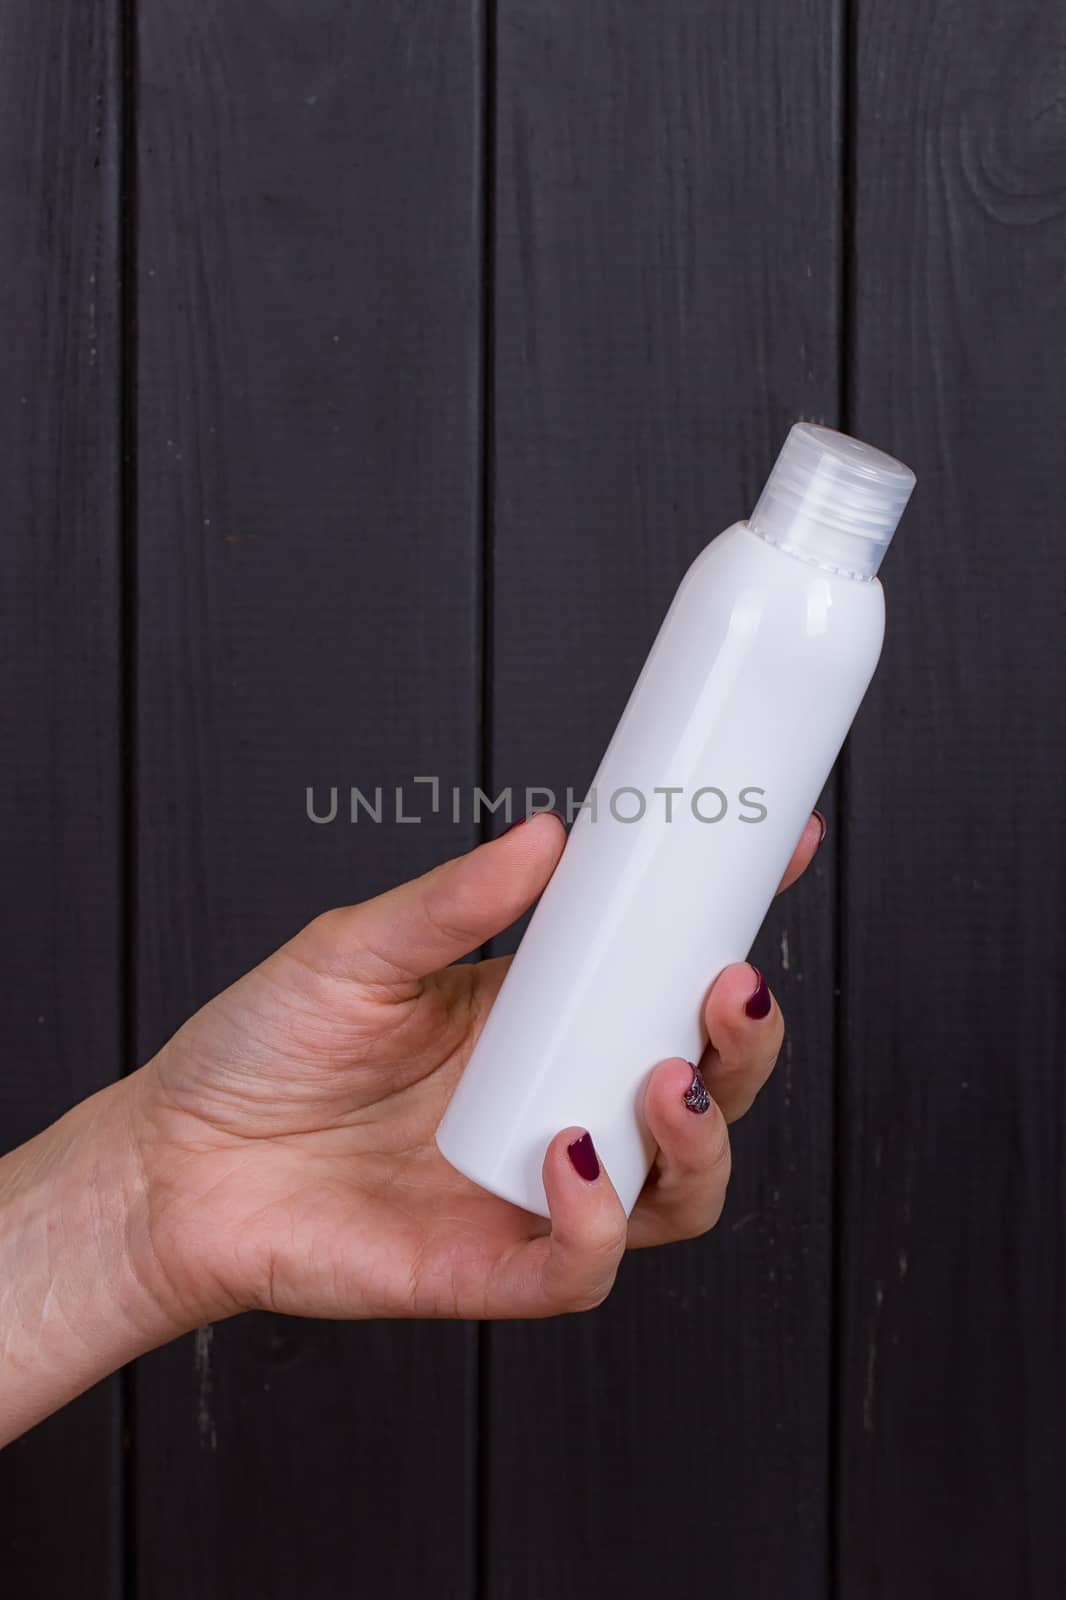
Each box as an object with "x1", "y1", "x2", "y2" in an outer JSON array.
[{"x1": 745, "y1": 515, "x2": 883, "y2": 582}]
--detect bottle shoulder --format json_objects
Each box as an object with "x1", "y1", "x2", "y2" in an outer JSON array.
[
  {"x1": 663, "y1": 521, "x2": 884, "y2": 671},
  {"x1": 684, "y1": 521, "x2": 885, "y2": 618}
]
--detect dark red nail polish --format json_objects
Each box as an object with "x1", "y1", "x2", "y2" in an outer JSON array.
[
  {"x1": 503, "y1": 815, "x2": 529, "y2": 833},
  {"x1": 567, "y1": 1131, "x2": 600, "y2": 1182},
  {"x1": 684, "y1": 1062, "x2": 711, "y2": 1115},
  {"x1": 813, "y1": 809, "x2": 828, "y2": 848},
  {"x1": 745, "y1": 966, "x2": 772, "y2": 1020}
]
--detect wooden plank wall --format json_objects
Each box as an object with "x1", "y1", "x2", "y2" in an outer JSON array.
[
  {"x1": 840, "y1": 3, "x2": 1066, "y2": 1596},
  {"x1": 1, "y1": 2, "x2": 1063, "y2": 1597},
  {"x1": 130, "y1": 3, "x2": 483, "y2": 1596},
  {"x1": 0, "y1": 3, "x2": 124, "y2": 1594},
  {"x1": 485, "y1": 4, "x2": 842, "y2": 1596}
]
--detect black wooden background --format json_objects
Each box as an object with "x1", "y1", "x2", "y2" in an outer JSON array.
[{"x1": 2, "y1": 2, "x2": 1064, "y2": 1596}]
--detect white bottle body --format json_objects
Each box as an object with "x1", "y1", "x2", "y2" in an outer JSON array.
[{"x1": 437, "y1": 521, "x2": 886, "y2": 1217}]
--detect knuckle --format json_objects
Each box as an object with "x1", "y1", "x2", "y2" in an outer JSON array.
[
  {"x1": 695, "y1": 1194, "x2": 728, "y2": 1240},
  {"x1": 705, "y1": 1102, "x2": 732, "y2": 1172},
  {"x1": 656, "y1": 1194, "x2": 727, "y2": 1247},
  {"x1": 718, "y1": 1029, "x2": 782, "y2": 1113},
  {"x1": 666, "y1": 1177, "x2": 730, "y2": 1246},
  {"x1": 747, "y1": 1037, "x2": 783, "y2": 1101},
  {"x1": 604, "y1": 1214, "x2": 630, "y2": 1258},
  {"x1": 677, "y1": 1215, "x2": 717, "y2": 1244},
  {"x1": 299, "y1": 907, "x2": 357, "y2": 976},
  {"x1": 555, "y1": 1226, "x2": 625, "y2": 1315},
  {"x1": 676, "y1": 1169, "x2": 732, "y2": 1242},
  {"x1": 304, "y1": 906, "x2": 343, "y2": 951},
  {"x1": 421, "y1": 883, "x2": 481, "y2": 952},
  {"x1": 568, "y1": 1269, "x2": 619, "y2": 1315}
]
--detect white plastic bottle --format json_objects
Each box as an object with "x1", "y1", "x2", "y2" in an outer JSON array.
[{"x1": 437, "y1": 424, "x2": 916, "y2": 1217}]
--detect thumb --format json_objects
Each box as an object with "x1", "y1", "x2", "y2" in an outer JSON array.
[{"x1": 290, "y1": 812, "x2": 566, "y2": 984}]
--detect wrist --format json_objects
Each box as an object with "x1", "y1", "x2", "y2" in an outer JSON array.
[{"x1": 0, "y1": 1076, "x2": 194, "y2": 1443}]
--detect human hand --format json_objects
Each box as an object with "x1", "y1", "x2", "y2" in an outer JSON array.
[
  {"x1": 0, "y1": 811, "x2": 823, "y2": 1441},
  {"x1": 122, "y1": 811, "x2": 823, "y2": 1331}
]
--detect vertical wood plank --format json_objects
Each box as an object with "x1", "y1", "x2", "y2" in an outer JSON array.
[
  {"x1": 841, "y1": 1, "x2": 1066, "y2": 1594},
  {"x1": 0, "y1": 1, "x2": 123, "y2": 1591},
  {"x1": 132, "y1": 2, "x2": 483, "y2": 1595},
  {"x1": 487, "y1": 4, "x2": 842, "y2": 1595}
]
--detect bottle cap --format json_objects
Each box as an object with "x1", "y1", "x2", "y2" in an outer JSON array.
[{"x1": 748, "y1": 423, "x2": 916, "y2": 579}]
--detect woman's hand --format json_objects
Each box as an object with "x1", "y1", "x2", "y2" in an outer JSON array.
[
  {"x1": 127, "y1": 810, "x2": 821, "y2": 1327},
  {"x1": 0, "y1": 811, "x2": 822, "y2": 1441}
]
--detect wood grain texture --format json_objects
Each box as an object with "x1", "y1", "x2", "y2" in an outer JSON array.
[
  {"x1": 0, "y1": 2, "x2": 124, "y2": 1590},
  {"x1": 3, "y1": 3, "x2": 1063, "y2": 1594},
  {"x1": 486, "y1": 4, "x2": 842, "y2": 1595},
  {"x1": 132, "y1": 2, "x2": 483, "y2": 1595},
  {"x1": 840, "y1": 2, "x2": 1066, "y2": 1594}
]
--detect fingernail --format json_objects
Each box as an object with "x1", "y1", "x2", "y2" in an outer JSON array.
[
  {"x1": 683, "y1": 1062, "x2": 711, "y2": 1115},
  {"x1": 813, "y1": 809, "x2": 828, "y2": 848},
  {"x1": 505, "y1": 809, "x2": 566, "y2": 833},
  {"x1": 744, "y1": 966, "x2": 772, "y2": 1020},
  {"x1": 567, "y1": 1131, "x2": 600, "y2": 1182}
]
